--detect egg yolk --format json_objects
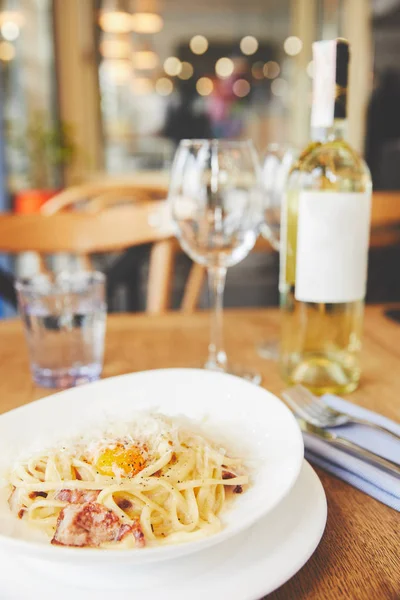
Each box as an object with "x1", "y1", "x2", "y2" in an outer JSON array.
[{"x1": 96, "y1": 444, "x2": 146, "y2": 477}]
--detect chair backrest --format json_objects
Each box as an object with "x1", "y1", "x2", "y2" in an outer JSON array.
[
  {"x1": 39, "y1": 182, "x2": 180, "y2": 312},
  {"x1": 0, "y1": 203, "x2": 172, "y2": 253},
  {"x1": 41, "y1": 182, "x2": 168, "y2": 215},
  {"x1": 368, "y1": 192, "x2": 400, "y2": 248},
  {"x1": 371, "y1": 192, "x2": 400, "y2": 225},
  {"x1": 0, "y1": 204, "x2": 179, "y2": 314}
]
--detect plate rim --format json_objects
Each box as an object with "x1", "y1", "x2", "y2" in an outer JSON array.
[
  {"x1": 0, "y1": 368, "x2": 304, "y2": 562},
  {"x1": 0, "y1": 460, "x2": 328, "y2": 599},
  {"x1": 243, "y1": 460, "x2": 327, "y2": 599}
]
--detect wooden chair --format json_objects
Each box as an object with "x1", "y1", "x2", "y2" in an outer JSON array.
[
  {"x1": 0, "y1": 204, "x2": 178, "y2": 314},
  {"x1": 41, "y1": 180, "x2": 209, "y2": 313},
  {"x1": 37, "y1": 187, "x2": 400, "y2": 314}
]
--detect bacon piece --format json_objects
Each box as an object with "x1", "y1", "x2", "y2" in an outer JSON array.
[
  {"x1": 52, "y1": 504, "x2": 90, "y2": 547},
  {"x1": 116, "y1": 498, "x2": 132, "y2": 510},
  {"x1": 233, "y1": 485, "x2": 243, "y2": 494},
  {"x1": 54, "y1": 489, "x2": 100, "y2": 504},
  {"x1": 131, "y1": 521, "x2": 145, "y2": 547},
  {"x1": 118, "y1": 523, "x2": 134, "y2": 540},
  {"x1": 117, "y1": 521, "x2": 145, "y2": 547},
  {"x1": 51, "y1": 502, "x2": 145, "y2": 548},
  {"x1": 222, "y1": 470, "x2": 236, "y2": 480},
  {"x1": 29, "y1": 491, "x2": 48, "y2": 499}
]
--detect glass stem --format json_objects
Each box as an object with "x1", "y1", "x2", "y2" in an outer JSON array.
[{"x1": 206, "y1": 266, "x2": 227, "y2": 371}]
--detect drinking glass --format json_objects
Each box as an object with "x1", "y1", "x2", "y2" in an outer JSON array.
[
  {"x1": 169, "y1": 139, "x2": 263, "y2": 384},
  {"x1": 16, "y1": 271, "x2": 106, "y2": 388},
  {"x1": 258, "y1": 143, "x2": 298, "y2": 359}
]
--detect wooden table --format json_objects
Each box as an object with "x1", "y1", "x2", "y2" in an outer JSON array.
[{"x1": 0, "y1": 307, "x2": 399, "y2": 599}]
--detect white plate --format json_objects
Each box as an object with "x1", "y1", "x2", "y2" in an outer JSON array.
[
  {"x1": 0, "y1": 369, "x2": 303, "y2": 567},
  {"x1": 0, "y1": 461, "x2": 327, "y2": 599}
]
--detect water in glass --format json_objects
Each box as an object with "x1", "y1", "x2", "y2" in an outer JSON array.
[{"x1": 16, "y1": 272, "x2": 106, "y2": 388}]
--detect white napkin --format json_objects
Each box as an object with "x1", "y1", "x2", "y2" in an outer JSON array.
[{"x1": 303, "y1": 395, "x2": 400, "y2": 511}]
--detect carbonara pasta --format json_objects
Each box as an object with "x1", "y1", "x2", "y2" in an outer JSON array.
[{"x1": 7, "y1": 414, "x2": 248, "y2": 549}]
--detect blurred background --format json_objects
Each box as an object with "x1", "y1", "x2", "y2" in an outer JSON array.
[{"x1": 0, "y1": 0, "x2": 399, "y2": 316}]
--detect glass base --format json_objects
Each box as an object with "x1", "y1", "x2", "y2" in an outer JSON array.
[
  {"x1": 257, "y1": 340, "x2": 279, "y2": 361},
  {"x1": 204, "y1": 361, "x2": 262, "y2": 386},
  {"x1": 32, "y1": 363, "x2": 102, "y2": 389}
]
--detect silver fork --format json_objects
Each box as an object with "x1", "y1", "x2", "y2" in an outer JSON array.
[{"x1": 282, "y1": 385, "x2": 400, "y2": 443}]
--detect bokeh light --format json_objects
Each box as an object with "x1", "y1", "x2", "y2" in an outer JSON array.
[
  {"x1": 215, "y1": 57, "x2": 234, "y2": 78},
  {"x1": 131, "y1": 13, "x2": 163, "y2": 33},
  {"x1": 240, "y1": 36, "x2": 258, "y2": 56},
  {"x1": 164, "y1": 56, "x2": 182, "y2": 76},
  {"x1": 99, "y1": 11, "x2": 131, "y2": 33},
  {"x1": 190, "y1": 35, "x2": 208, "y2": 55},
  {"x1": 196, "y1": 77, "x2": 213, "y2": 96},
  {"x1": 0, "y1": 41, "x2": 15, "y2": 62},
  {"x1": 263, "y1": 61, "x2": 280, "y2": 79},
  {"x1": 284, "y1": 36, "x2": 303, "y2": 56},
  {"x1": 1, "y1": 21, "x2": 19, "y2": 41},
  {"x1": 233, "y1": 79, "x2": 251, "y2": 97}
]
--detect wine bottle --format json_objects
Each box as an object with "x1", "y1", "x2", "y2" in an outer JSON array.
[{"x1": 280, "y1": 39, "x2": 372, "y2": 395}]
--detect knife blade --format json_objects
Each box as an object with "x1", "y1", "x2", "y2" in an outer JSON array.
[{"x1": 298, "y1": 418, "x2": 400, "y2": 478}]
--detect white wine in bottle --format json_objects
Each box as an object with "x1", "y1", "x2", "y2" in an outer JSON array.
[{"x1": 280, "y1": 39, "x2": 372, "y2": 395}]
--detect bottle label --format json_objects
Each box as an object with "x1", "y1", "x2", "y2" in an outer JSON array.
[{"x1": 295, "y1": 191, "x2": 371, "y2": 303}]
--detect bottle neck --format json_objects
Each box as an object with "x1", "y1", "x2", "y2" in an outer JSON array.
[{"x1": 311, "y1": 118, "x2": 348, "y2": 143}]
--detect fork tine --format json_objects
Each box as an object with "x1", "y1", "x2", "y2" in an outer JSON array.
[
  {"x1": 282, "y1": 386, "x2": 319, "y2": 420},
  {"x1": 286, "y1": 385, "x2": 317, "y2": 411},
  {"x1": 308, "y1": 396, "x2": 340, "y2": 420},
  {"x1": 296, "y1": 386, "x2": 340, "y2": 416},
  {"x1": 307, "y1": 401, "x2": 330, "y2": 419},
  {"x1": 282, "y1": 390, "x2": 307, "y2": 417},
  {"x1": 285, "y1": 386, "x2": 400, "y2": 440},
  {"x1": 286, "y1": 385, "x2": 314, "y2": 407},
  {"x1": 284, "y1": 385, "x2": 340, "y2": 426},
  {"x1": 282, "y1": 385, "x2": 332, "y2": 425},
  {"x1": 284, "y1": 400, "x2": 315, "y2": 422}
]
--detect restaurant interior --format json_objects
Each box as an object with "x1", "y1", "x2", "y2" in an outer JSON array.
[{"x1": 0, "y1": 1, "x2": 399, "y2": 599}]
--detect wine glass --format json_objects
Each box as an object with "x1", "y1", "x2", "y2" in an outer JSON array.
[
  {"x1": 169, "y1": 139, "x2": 263, "y2": 384},
  {"x1": 258, "y1": 143, "x2": 298, "y2": 359}
]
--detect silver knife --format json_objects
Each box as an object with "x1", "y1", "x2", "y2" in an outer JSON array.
[{"x1": 298, "y1": 419, "x2": 400, "y2": 478}]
